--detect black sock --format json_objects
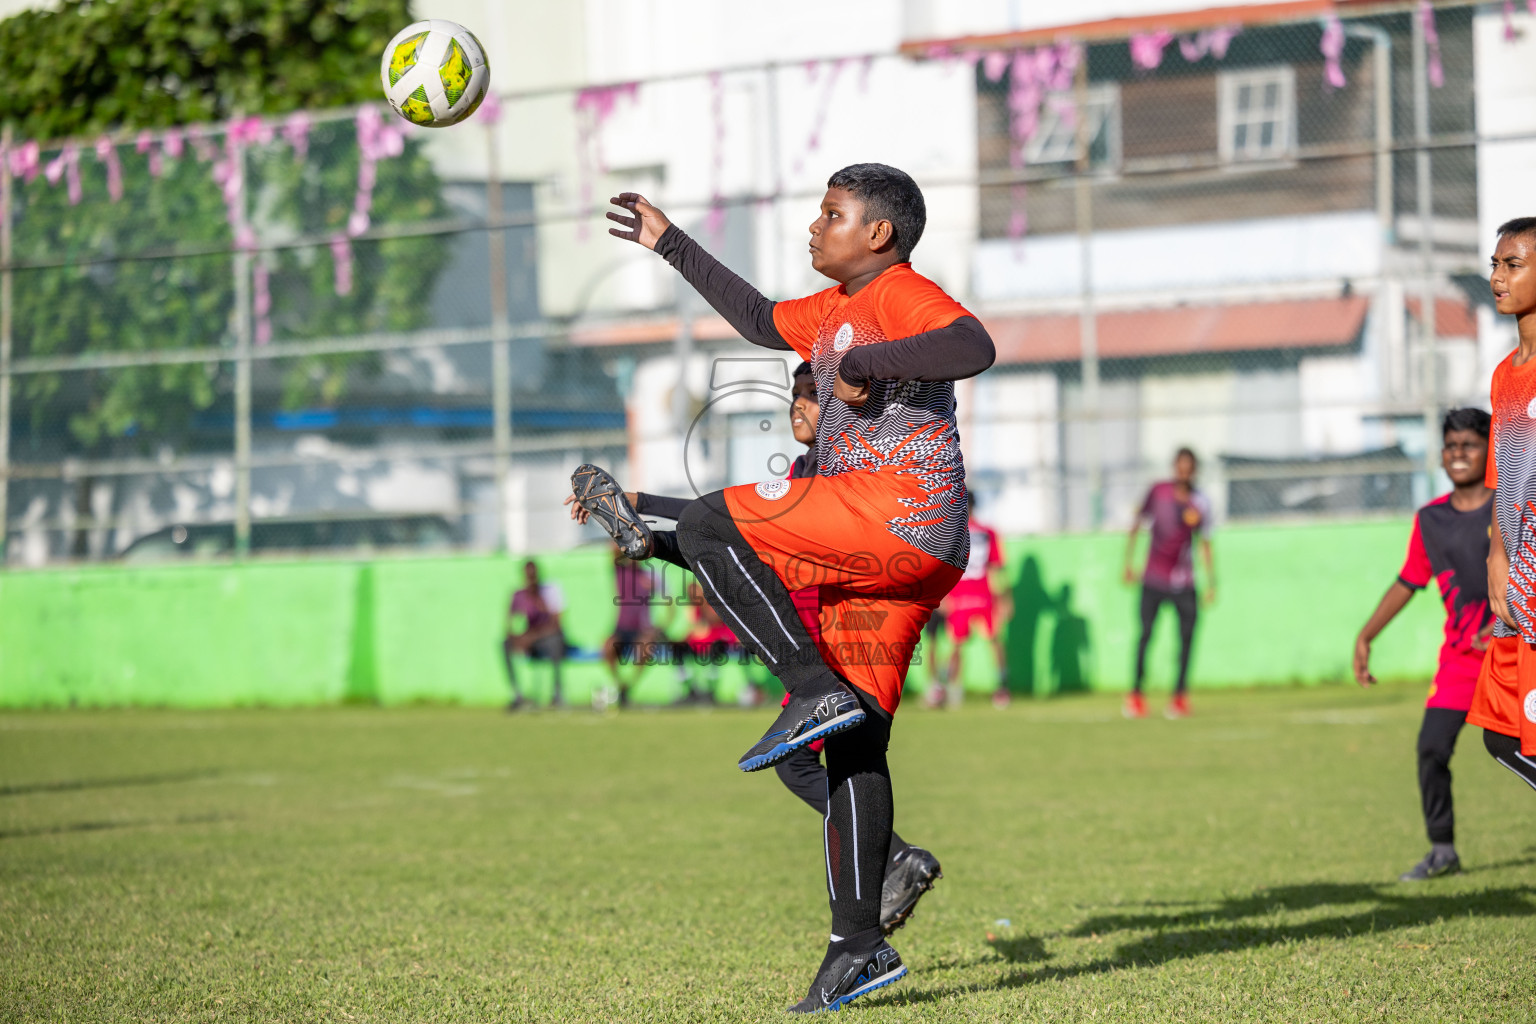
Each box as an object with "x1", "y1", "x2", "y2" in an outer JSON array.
[
  {"x1": 821, "y1": 693, "x2": 892, "y2": 942},
  {"x1": 818, "y1": 925, "x2": 884, "y2": 973},
  {"x1": 676, "y1": 490, "x2": 836, "y2": 695},
  {"x1": 650, "y1": 530, "x2": 689, "y2": 571}
]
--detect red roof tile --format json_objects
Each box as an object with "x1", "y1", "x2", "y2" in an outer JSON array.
[
  {"x1": 1405, "y1": 296, "x2": 1478, "y2": 339},
  {"x1": 985, "y1": 295, "x2": 1369, "y2": 365}
]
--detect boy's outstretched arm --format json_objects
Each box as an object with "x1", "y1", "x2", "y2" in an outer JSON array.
[
  {"x1": 608, "y1": 193, "x2": 790, "y2": 351},
  {"x1": 1353, "y1": 581, "x2": 1415, "y2": 686}
]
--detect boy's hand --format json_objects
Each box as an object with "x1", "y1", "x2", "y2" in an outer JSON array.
[
  {"x1": 1202, "y1": 585, "x2": 1216, "y2": 607},
  {"x1": 1122, "y1": 565, "x2": 1137, "y2": 586},
  {"x1": 1472, "y1": 621, "x2": 1495, "y2": 652},
  {"x1": 1352, "y1": 633, "x2": 1376, "y2": 687},
  {"x1": 834, "y1": 371, "x2": 869, "y2": 407},
  {"x1": 563, "y1": 491, "x2": 639, "y2": 524},
  {"x1": 563, "y1": 493, "x2": 590, "y2": 524},
  {"x1": 607, "y1": 193, "x2": 671, "y2": 250}
]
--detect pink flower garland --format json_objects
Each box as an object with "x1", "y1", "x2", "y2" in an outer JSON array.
[
  {"x1": 706, "y1": 71, "x2": 727, "y2": 244},
  {"x1": 1129, "y1": 30, "x2": 1174, "y2": 70},
  {"x1": 7, "y1": 139, "x2": 39, "y2": 183},
  {"x1": 997, "y1": 43, "x2": 1080, "y2": 249},
  {"x1": 282, "y1": 111, "x2": 311, "y2": 162},
  {"x1": 792, "y1": 58, "x2": 848, "y2": 176},
  {"x1": 1178, "y1": 26, "x2": 1238, "y2": 62},
  {"x1": 252, "y1": 258, "x2": 272, "y2": 345},
  {"x1": 1420, "y1": 1, "x2": 1444, "y2": 89},
  {"x1": 93, "y1": 136, "x2": 123, "y2": 201},
  {"x1": 1320, "y1": 16, "x2": 1346, "y2": 89},
  {"x1": 44, "y1": 144, "x2": 82, "y2": 205},
  {"x1": 573, "y1": 83, "x2": 639, "y2": 240}
]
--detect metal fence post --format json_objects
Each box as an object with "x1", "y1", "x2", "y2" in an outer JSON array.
[
  {"x1": 232, "y1": 133, "x2": 252, "y2": 558},
  {"x1": 232, "y1": 249, "x2": 252, "y2": 558},
  {"x1": 486, "y1": 111, "x2": 513, "y2": 553},
  {"x1": 1074, "y1": 51, "x2": 1103, "y2": 530},
  {"x1": 1412, "y1": 9, "x2": 1438, "y2": 495},
  {"x1": 0, "y1": 125, "x2": 12, "y2": 566}
]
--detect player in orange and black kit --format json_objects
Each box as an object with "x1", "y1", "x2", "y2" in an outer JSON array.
[
  {"x1": 571, "y1": 164, "x2": 994, "y2": 1012},
  {"x1": 1472, "y1": 216, "x2": 1536, "y2": 796}
]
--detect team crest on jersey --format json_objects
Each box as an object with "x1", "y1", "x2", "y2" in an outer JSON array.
[
  {"x1": 1527, "y1": 396, "x2": 1536, "y2": 419},
  {"x1": 833, "y1": 322, "x2": 854, "y2": 352},
  {"x1": 755, "y1": 479, "x2": 791, "y2": 501},
  {"x1": 1182, "y1": 506, "x2": 1202, "y2": 529},
  {"x1": 1525, "y1": 689, "x2": 1536, "y2": 724}
]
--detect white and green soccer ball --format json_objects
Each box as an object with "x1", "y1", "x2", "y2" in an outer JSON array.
[{"x1": 380, "y1": 20, "x2": 490, "y2": 128}]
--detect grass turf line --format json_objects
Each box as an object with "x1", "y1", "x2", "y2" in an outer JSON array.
[{"x1": 2, "y1": 685, "x2": 1533, "y2": 1022}]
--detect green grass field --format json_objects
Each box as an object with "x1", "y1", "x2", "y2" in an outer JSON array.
[{"x1": 3, "y1": 685, "x2": 1534, "y2": 1022}]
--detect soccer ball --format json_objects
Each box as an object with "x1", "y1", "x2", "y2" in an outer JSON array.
[{"x1": 380, "y1": 20, "x2": 490, "y2": 128}]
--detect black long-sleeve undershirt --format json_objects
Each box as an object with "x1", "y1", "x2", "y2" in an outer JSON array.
[
  {"x1": 634, "y1": 492, "x2": 691, "y2": 521},
  {"x1": 835, "y1": 315, "x2": 994, "y2": 386},
  {"x1": 652, "y1": 224, "x2": 996, "y2": 384},
  {"x1": 654, "y1": 224, "x2": 789, "y2": 350}
]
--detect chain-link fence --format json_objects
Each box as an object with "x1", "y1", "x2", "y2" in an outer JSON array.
[{"x1": 0, "y1": 1, "x2": 1515, "y2": 565}]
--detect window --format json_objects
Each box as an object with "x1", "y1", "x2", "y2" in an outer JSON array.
[
  {"x1": 1218, "y1": 67, "x2": 1295, "y2": 163},
  {"x1": 1024, "y1": 84, "x2": 1120, "y2": 170}
]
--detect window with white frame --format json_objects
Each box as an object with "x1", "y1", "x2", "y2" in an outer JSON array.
[
  {"x1": 1024, "y1": 84, "x2": 1120, "y2": 170},
  {"x1": 1218, "y1": 67, "x2": 1295, "y2": 163}
]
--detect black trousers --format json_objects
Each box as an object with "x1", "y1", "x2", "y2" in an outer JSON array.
[
  {"x1": 1134, "y1": 584, "x2": 1197, "y2": 694},
  {"x1": 1417, "y1": 707, "x2": 1467, "y2": 844}
]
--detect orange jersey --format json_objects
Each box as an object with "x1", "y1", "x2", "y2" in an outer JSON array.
[
  {"x1": 772, "y1": 264, "x2": 973, "y2": 568},
  {"x1": 1488, "y1": 351, "x2": 1536, "y2": 645}
]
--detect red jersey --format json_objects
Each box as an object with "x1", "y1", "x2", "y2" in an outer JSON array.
[
  {"x1": 1136, "y1": 481, "x2": 1209, "y2": 592},
  {"x1": 948, "y1": 520, "x2": 1004, "y2": 606},
  {"x1": 772, "y1": 264, "x2": 974, "y2": 568},
  {"x1": 1399, "y1": 493, "x2": 1495, "y2": 710}
]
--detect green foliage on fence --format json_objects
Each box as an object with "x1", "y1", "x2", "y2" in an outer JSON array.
[
  {"x1": 0, "y1": 0, "x2": 450, "y2": 451},
  {"x1": 0, "y1": 0, "x2": 413, "y2": 138}
]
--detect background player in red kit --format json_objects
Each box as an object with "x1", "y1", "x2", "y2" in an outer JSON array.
[
  {"x1": 1471, "y1": 216, "x2": 1536, "y2": 795},
  {"x1": 572, "y1": 163, "x2": 993, "y2": 1012},
  {"x1": 1353, "y1": 408, "x2": 1494, "y2": 880},
  {"x1": 1123, "y1": 448, "x2": 1215, "y2": 719},
  {"x1": 927, "y1": 493, "x2": 1011, "y2": 710}
]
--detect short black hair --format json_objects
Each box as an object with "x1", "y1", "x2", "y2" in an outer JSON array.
[
  {"x1": 1175, "y1": 447, "x2": 1198, "y2": 465},
  {"x1": 826, "y1": 163, "x2": 927, "y2": 262},
  {"x1": 1496, "y1": 216, "x2": 1536, "y2": 244},
  {"x1": 1443, "y1": 407, "x2": 1490, "y2": 440},
  {"x1": 793, "y1": 360, "x2": 812, "y2": 379}
]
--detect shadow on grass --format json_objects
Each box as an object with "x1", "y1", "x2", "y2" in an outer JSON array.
[
  {"x1": 985, "y1": 933, "x2": 1050, "y2": 964},
  {"x1": 0, "y1": 769, "x2": 219, "y2": 797},
  {"x1": 867, "y1": 882, "x2": 1536, "y2": 1009},
  {"x1": 0, "y1": 812, "x2": 230, "y2": 840}
]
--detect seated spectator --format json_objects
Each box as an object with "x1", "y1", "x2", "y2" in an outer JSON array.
[{"x1": 503, "y1": 559, "x2": 567, "y2": 710}]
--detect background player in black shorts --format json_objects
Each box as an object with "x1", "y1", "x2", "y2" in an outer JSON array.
[{"x1": 1353, "y1": 408, "x2": 1494, "y2": 880}]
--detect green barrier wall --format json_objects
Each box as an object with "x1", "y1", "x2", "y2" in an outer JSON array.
[{"x1": 0, "y1": 518, "x2": 1446, "y2": 708}]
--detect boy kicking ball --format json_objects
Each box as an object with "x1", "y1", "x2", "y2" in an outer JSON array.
[
  {"x1": 1470, "y1": 217, "x2": 1536, "y2": 795},
  {"x1": 568, "y1": 362, "x2": 945, "y2": 936},
  {"x1": 1352, "y1": 409, "x2": 1494, "y2": 880},
  {"x1": 571, "y1": 163, "x2": 994, "y2": 1012}
]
